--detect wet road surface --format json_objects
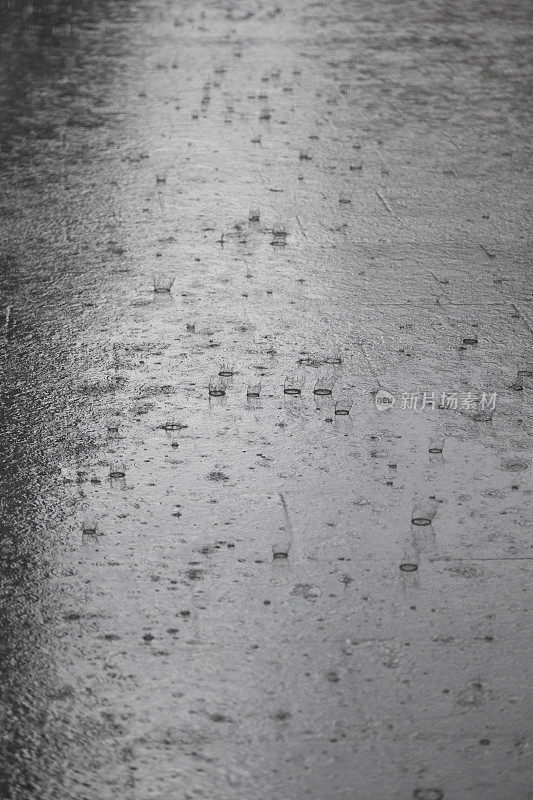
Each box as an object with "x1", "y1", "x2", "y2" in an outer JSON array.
[{"x1": 0, "y1": 1, "x2": 532, "y2": 798}]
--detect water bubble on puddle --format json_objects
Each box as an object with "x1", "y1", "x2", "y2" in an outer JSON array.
[
  {"x1": 155, "y1": 174, "x2": 166, "y2": 183},
  {"x1": 339, "y1": 192, "x2": 352, "y2": 204},
  {"x1": 413, "y1": 790, "x2": 443, "y2": 800},
  {"x1": 473, "y1": 408, "x2": 494, "y2": 422},
  {"x1": 247, "y1": 383, "x2": 261, "y2": 398},
  {"x1": 284, "y1": 375, "x2": 305, "y2": 395},
  {"x1": 411, "y1": 501, "x2": 437, "y2": 526},
  {"x1": 81, "y1": 516, "x2": 98, "y2": 535},
  {"x1": 500, "y1": 458, "x2": 528, "y2": 472},
  {"x1": 272, "y1": 540, "x2": 290, "y2": 559},
  {"x1": 429, "y1": 438, "x2": 445, "y2": 454},
  {"x1": 299, "y1": 351, "x2": 342, "y2": 367},
  {"x1": 271, "y1": 220, "x2": 288, "y2": 244},
  {"x1": 109, "y1": 460, "x2": 126, "y2": 479},
  {"x1": 400, "y1": 543, "x2": 420, "y2": 572},
  {"x1": 161, "y1": 421, "x2": 186, "y2": 432},
  {"x1": 108, "y1": 242, "x2": 125, "y2": 255},
  {"x1": 186, "y1": 323, "x2": 196, "y2": 333},
  {"x1": 209, "y1": 377, "x2": 226, "y2": 396},
  {"x1": 334, "y1": 398, "x2": 352, "y2": 415},
  {"x1": 517, "y1": 363, "x2": 533, "y2": 389},
  {"x1": 248, "y1": 209, "x2": 260, "y2": 222},
  {"x1": 324, "y1": 352, "x2": 342, "y2": 365},
  {"x1": 106, "y1": 417, "x2": 120, "y2": 435},
  {"x1": 313, "y1": 376, "x2": 335, "y2": 395},
  {"x1": 61, "y1": 467, "x2": 76, "y2": 483},
  {"x1": 299, "y1": 149, "x2": 312, "y2": 161},
  {"x1": 108, "y1": 371, "x2": 128, "y2": 390},
  {"x1": 297, "y1": 352, "x2": 313, "y2": 366},
  {"x1": 517, "y1": 363, "x2": 533, "y2": 377},
  {"x1": 291, "y1": 583, "x2": 321, "y2": 600},
  {"x1": 153, "y1": 272, "x2": 175, "y2": 293},
  {"x1": 462, "y1": 335, "x2": 478, "y2": 346}
]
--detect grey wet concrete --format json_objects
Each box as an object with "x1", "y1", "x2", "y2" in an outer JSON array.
[{"x1": 0, "y1": 1, "x2": 532, "y2": 799}]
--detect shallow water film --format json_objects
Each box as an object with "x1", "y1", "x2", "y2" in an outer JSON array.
[{"x1": 0, "y1": 1, "x2": 532, "y2": 798}]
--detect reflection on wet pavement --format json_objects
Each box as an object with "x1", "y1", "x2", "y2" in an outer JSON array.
[{"x1": 0, "y1": 1, "x2": 532, "y2": 798}]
